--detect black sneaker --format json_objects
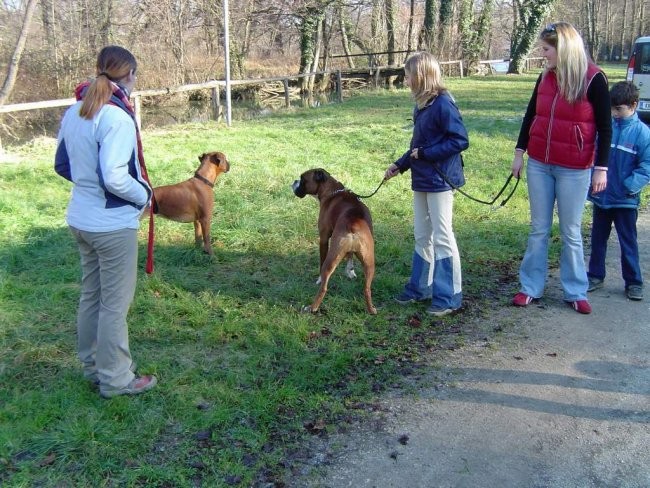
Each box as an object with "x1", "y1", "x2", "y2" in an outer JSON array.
[
  {"x1": 587, "y1": 278, "x2": 604, "y2": 292},
  {"x1": 626, "y1": 285, "x2": 643, "y2": 301}
]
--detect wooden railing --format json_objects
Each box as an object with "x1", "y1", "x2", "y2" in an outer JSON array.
[{"x1": 0, "y1": 58, "x2": 542, "y2": 131}]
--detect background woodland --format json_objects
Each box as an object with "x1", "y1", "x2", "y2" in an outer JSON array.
[{"x1": 0, "y1": 0, "x2": 648, "y2": 106}]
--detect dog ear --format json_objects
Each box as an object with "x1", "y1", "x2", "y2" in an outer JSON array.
[
  {"x1": 315, "y1": 169, "x2": 327, "y2": 182},
  {"x1": 210, "y1": 153, "x2": 224, "y2": 166},
  {"x1": 198, "y1": 153, "x2": 206, "y2": 163}
]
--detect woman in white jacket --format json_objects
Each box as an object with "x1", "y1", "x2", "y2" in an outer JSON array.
[{"x1": 55, "y1": 45, "x2": 157, "y2": 398}]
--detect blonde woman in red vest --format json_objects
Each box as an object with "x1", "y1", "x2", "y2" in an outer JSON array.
[{"x1": 510, "y1": 22, "x2": 612, "y2": 314}]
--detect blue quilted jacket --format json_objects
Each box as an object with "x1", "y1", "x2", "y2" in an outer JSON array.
[
  {"x1": 588, "y1": 112, "x2": 650, "y2": 209},
  {"x1": 394, "y1": 92, "x2": 469, "y2": 192}
]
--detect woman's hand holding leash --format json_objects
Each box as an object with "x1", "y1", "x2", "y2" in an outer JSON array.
[
  {"x1": 385, "y1": 163, "x2": 400, "y2": 180},
  {"x1": 512, "y1": 148, "x2": 525, "y2": 178}
]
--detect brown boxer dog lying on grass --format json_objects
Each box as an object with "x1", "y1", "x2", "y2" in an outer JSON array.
[
  {"x1": 153, "y1": 152, "x2": 229, "y2": 255},
  {"x1": 292, "y1": 168, "x2": 377, "y2": 315}
]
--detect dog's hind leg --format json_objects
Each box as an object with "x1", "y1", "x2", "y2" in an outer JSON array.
[
  {"x1": 304, "y1": 249, "x2": 345, "y2": 313},
  {"x1": 357, "y1": 248, "x2": 377, "y2": 315}
]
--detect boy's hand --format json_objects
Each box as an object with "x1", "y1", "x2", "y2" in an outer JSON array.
[{"x1": 591, "y1": 169, "x2": 607, "y2": 193}]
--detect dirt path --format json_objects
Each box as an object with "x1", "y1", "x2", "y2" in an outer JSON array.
[{"x1": 290, "y1": 208, "x2": 650, "y2": 488}]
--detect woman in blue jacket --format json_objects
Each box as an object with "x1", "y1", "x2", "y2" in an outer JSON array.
[{"x1": 385, "y1": 52, "x2": 469, "y2": 316}]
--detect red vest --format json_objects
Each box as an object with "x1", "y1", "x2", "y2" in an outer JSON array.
[{"x1": 527, "y1": 64, "x2": 602, "y2": 169}]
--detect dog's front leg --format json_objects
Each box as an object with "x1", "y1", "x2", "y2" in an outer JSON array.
[
  {"x1": 199, "y1": 216, "x2": 213, "y2": 255},
  {"x1": 193, "y1": 221, "x2": 203, "y2": 248}
]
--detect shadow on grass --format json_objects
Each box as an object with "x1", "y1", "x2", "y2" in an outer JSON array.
[{"x1": 0, "y1": 216, "x2": 534, "y2": 486}]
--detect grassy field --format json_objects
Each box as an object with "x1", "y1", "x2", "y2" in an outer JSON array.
[{"x1": 0, "y1": 65, "x2": 630, "y2": 486}]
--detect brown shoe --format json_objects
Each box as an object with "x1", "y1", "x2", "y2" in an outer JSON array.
[
  {"x1": 100, "y1": 375, "x2": 157, "y2": 399},
  {"x1": 90, "y1": 361, "x2": 137, "y2": 386}
]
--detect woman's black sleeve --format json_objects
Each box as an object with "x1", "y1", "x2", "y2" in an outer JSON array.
[
  {"x1": 588, "y1": 72, "x2": 612, "y2": 167},
  {"x1": 515, "y1": 74, "x2": 542, "y2": 151}
]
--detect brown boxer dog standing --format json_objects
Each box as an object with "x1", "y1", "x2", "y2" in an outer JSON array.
[
  {"x1": 153, "y1": 152, "x2": 229, "y2": 255},
  {"x1": 292, "y1": 168, "x2": 377, "y2": 315}
]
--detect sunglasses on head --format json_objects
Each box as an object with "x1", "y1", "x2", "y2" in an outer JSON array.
[{"x1": 542, "y1": 23, "x2": 556, "y2": 34}]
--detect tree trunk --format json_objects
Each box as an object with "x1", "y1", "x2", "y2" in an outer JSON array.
[
  {"x1": 438, "y1": 0, "x2": 453, "y2": 56},
  {"x1": 406, "y1": 0, "x2": 416, "y2": 56},
  {"x1": 419, "y1": 0, "x2": 436, "y2": 51},
  {"x1": 385, "y1": 0, "x2": 396, "y2": 66},
  {"x1": 370, "y1": 0, "x2": 384, "y2": 67},
  {"x1": 40, "y1": 0, "x2": 61, "y2": 92},
  {"x1": 338, "y1": 7, "x2": 356, "y2": 69},
  {"x1": 0, "y1": 0, "x2": 39, "y2": 106},
  {"x1": 507, "y1": 0, "x2": 556, "y2": 74},
  {"x1": 299, "y1": 8, "x2": 323, "y2": 92},
  {"x1": 584, "y1": 0, "x2": 601, "y2": 61},
  {"x1": 619, "y1": 0, "x2": 628, "y2": 59},
  {"x1": 309, "y1": 16, "x2": 323, "y2": 91}
]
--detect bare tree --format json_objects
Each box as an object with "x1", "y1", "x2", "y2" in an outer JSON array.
[
  {"x1": 418, "y1": 0, "x2": 436, "y2": 51},
  {"x1": 0, "y1": 0, "x2": 38, "y2": 106},
  {"x1": 619, "y1": 0, "x2": 629, "y2": 59},
  {"x1": 338, "y1": 4, "x2": 357, "y2": 68},
  {"x1": 583, "y1": 0, "x2": 601, "y2": 60},
  {"x1": 406, "y1": 0, "x2": 416, "y2": 55},
  {"x1": 385, "y1": 0, "x2": 396, "y2": 66}
]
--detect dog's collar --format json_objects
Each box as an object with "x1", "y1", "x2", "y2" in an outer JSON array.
[
  {"x1": 194, "y1": 172, "x2": 214, "y2": 188},
  {"x1": 330, "y1": 188, "x2": 347, "y2": 197}
]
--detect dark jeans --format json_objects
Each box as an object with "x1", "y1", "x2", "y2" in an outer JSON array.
[{"x1": 588, "y1": 206, "x2": 643, "y2": 287}]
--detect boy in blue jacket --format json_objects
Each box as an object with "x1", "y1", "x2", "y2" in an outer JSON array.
[{"x1": 587, "y1": 81, "x2": 650, "y2": 300}]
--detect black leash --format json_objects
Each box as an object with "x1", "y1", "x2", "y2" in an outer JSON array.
[
  {"x1": 350, "y1": 164, "x2": 520, "y2": 207},
  {"x1": 432, "y1": 165, "x2": 520, "y2": 207},
  {"x1": 352, "y1": 177, "x2": 388, "y2": 199}
]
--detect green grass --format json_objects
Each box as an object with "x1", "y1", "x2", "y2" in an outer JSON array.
[{"x1": 0, "y1": 67, "x2": 631, "y2": 486}]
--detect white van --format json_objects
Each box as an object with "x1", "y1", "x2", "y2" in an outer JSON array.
[{"x1": 627, "y1": 36, "x2": 650, "y2": 122}]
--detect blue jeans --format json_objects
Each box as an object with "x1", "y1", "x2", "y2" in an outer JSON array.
[
  {"x1": 519, "y1": 159, "x2": 591, "y2": 301},
  {"x1": 588, "y1": 205, "x2": 642, "y2": 288}
]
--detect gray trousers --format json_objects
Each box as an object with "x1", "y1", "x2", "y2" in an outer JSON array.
[{"x1": 71, "y1": 226, "x2": 137, "y2": 391}]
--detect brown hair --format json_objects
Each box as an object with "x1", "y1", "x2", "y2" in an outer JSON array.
[
  {"x1": 79, "y1": 46, "x2": 137, "y2": 120},
  {"x1": 610, "y1": 81, "x2": 639, "y2": 107}
]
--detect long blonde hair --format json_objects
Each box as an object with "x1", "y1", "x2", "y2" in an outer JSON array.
[
  {"x1": 540, "y1": 22, "x2": 589, "y2": 103},
  {"x1": 79, "y1": 45, "x2": 137, "y2": 120},
  {"x1": 404, "y1": 52, "x2": 446, "y2": 109}
]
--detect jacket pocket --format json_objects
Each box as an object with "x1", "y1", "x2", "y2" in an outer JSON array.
[{"x1": 574, "y1": 125, "x2": 584, "y2": 152}]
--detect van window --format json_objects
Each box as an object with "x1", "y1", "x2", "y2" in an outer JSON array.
[{"x1": 639, "y1": 43, "x2": 650, "y2": 75}]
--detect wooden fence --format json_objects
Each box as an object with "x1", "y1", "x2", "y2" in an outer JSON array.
[{"x1": 0, "y1": 58, "x2": 543, "y2": 138}]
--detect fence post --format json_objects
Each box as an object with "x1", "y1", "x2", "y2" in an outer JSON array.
[
  {"x1": 283, "y1": 79, "x2": 290, "y2": 108},
  {"x1": 133, "y1": 95, "x2": 142, "y2": 130},
  {"x1": 211, "y1": 86, "x2": 222, "y2": 122},
  {"x1": 458, "y1": 60, "x2": 464, "y2": 78},
  {"x1": 336, "y1": 70, "x2": 342, "y2": 103},
  {"x1": 374, "y1": 67, "x2": 381, "y2": 87}
]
